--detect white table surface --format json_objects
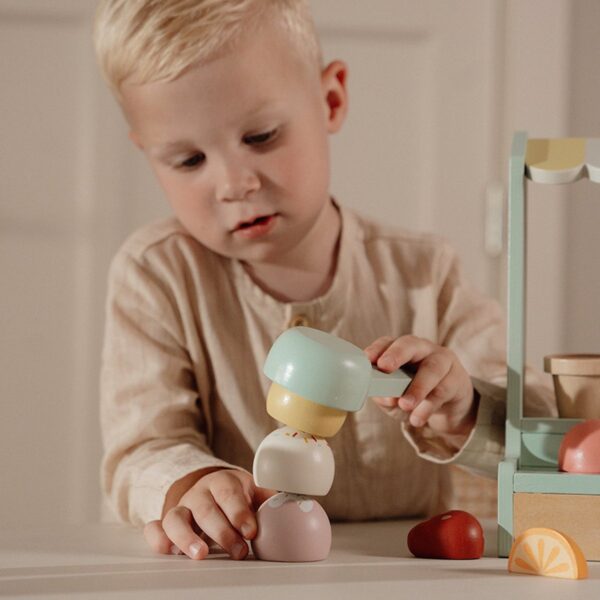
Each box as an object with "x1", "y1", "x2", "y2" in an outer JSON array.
[{"x1": 0, "y1": 519, "x2": 598, "y2": 599}]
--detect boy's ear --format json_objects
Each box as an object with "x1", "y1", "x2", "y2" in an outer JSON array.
[
  {"x1": 321, "y1": 60, "x2": 348, "y2": 133},
  {"x1": 128, "y1": 130, "x2": 143, "y2": 150}
]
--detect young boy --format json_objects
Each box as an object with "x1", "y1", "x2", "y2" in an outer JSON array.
[{"x1": 94, "y1": 0, "x2": 556, "y2": 561}]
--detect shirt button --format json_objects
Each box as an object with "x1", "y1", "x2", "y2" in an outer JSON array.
[{"x1": 287, "y1": 314, "x2": 310, "y2": 328}]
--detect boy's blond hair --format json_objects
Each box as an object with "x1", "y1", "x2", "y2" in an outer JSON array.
[{"x1": 93, "y1": 0, "x2": 322, "y2": 100}]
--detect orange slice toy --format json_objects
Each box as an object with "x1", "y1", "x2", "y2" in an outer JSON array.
[{"x1": 508, "y1": 527, "x2": 588, "y2": 580}]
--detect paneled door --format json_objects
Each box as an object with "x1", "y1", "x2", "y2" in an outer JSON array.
[
  {"x1": 313, "y1": 0, "x2": 506, "y2": 297},
  {"x1": 0, "y1": 0, "x2": 122, "y2": 527}
]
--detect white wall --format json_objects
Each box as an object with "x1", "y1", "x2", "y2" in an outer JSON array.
[{"x1": 565, "y1": 0, "x2": 600, "y2": 353}]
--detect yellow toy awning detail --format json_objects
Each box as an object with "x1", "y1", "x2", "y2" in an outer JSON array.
[
  {"x1": 525, "y1": 137, "x2": 600, "y2": 184},
  {"x1": 587, "y1": 138, "x2": 600, "y2": 183}
]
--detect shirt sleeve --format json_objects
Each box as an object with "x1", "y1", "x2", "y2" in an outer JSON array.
[
  {"x1": 100, "y1": 246, "x2": 242, "y2": 527},
  {"x1": 399, "y1": 242, "x2": 557, "y2": 477}
]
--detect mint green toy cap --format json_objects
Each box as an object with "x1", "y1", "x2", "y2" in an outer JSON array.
[
  {"x1": 263, "y1": 327, "x2": 413, "y2": 412},
  {"x1": 263, "y1": 327, "x2": 371, "y2": 412}
]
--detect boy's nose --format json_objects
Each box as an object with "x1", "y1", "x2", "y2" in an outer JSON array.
[{"x1": 215, "y1": 160, "x2": 260, "y2": 203}]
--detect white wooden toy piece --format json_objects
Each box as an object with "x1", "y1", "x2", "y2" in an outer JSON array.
[{"x1": 253, "y1": 426, "x2": 335, "y2": 496}]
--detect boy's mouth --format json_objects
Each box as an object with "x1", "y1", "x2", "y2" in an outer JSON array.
[{"x1": 233, "y1": 213, "x2": 278, "y2": 238}]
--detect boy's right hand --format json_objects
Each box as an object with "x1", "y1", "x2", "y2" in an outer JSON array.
[{"x1": 143, "y1": 468, "x2": 275, "y2": 560}]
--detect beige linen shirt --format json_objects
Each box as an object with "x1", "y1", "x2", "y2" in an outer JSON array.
[{"x1": 100, "y1": 203, "x2": 556, "y2": 526}]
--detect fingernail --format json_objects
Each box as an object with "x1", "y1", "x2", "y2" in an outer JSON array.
[
  {"x1": 189, "y1": 542, "x2": 204, "y2": 558},
  {"x1": 410, "y1": 415, "x2": 424, "y2": 427},
  {"x1": 379, "y1": 356, "x2": 395, "y2": 369},
  {"x1": 401, "y1": 395, "x2": 416, "y2": 409},
  {"x1": 241, "y1": 523, "x2": 253, "y2": 538},
  {"x1": 232, "y1": 542, "x2": 247, "y2": 560},
  {"x1": 170, "y1": 545, "x2": 181, "y2": 555}
]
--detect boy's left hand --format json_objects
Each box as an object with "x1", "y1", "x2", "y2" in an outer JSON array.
[{"x1": 364, "y1": 335, "x2": 479, "y2": 436}]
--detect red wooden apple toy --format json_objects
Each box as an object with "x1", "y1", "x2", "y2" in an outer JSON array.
[{"x1": 407, "y1": 510, "x2": 484, "y2": 559}]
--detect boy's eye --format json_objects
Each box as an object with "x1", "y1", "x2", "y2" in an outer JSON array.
[
  {"x1": 180, "y1": 153, "x2": 205, "y2": 169},
  {"x1": 243, "y1": 128, "x2": 278, "y2": 146}
]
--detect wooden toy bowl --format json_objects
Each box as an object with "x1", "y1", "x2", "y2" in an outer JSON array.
[{"x1": 544, "y1": 354, "x2": 600, "y2": 418}]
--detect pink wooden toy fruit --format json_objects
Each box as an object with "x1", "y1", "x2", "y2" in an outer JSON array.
[
  {"x1": 558, "y1": 419, "x2": 600, "y2": 474},
  {"x1": 251, "y1": 493, "x2": 331, "y2": 562},
  {"x1": 407, "y1": 510, "x2": 484, "y2": 559}
]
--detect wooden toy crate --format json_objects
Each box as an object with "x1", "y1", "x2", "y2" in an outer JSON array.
[{"x1": 497, "y1": 132, "x2": 600, "y2": 559}]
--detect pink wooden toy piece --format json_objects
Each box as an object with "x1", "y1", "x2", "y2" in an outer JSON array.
[
  {"x1": 251, "y1": 493, "x2": 331, "y2": 562},
  {"x1": 559, "y1": 420, "x2": 600, "y2": 474}
]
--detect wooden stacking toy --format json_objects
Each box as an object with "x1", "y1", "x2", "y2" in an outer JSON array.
[{"x1": 251, "y1": 326, "x2": 412, "y2": 562}]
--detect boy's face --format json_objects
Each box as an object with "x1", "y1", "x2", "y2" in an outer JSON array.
[{"x1": 122, "y1": 21, "x2": 347, "y2": 265}]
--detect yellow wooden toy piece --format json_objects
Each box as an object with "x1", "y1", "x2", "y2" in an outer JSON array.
[
  {"x1": 266, "y1": 382, "x2": 347, "y2": 437},
  {"x1": 508, "y1": 527, "x2": 588, "y2": 580},
  {"x1": 526, "y1": 138, "x2": 586, "y2": 184}
]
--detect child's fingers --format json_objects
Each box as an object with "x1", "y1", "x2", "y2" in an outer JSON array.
[
  {"x1": 162, "y1": 506, "x2": 210, "y2": 560},
  {"x1": 252, "y1": 485, "x2": 278, "y2": 511},
  {"x1": 363, "y1": 336, "x2": 395, "y2": 363},
  {"x1": 404, "y1": 349, "x2": 453, "y2": 404},
  {"x1": 372, "y1": 396, "x2": 397, "y2": 409},
  {"x1": 407, "y1": 366, "x2": 461, "y2": 427},
  {"x1": 188, "y1": 501, "x2": 248, "y2": 560},
  {"x1": 370, "y1": 396, "x2": 409, "y2": 420},
  {"x1": 375, "y1": 335, "x2": 435, "y2": 372},
  {"x1": 208, "y1": 473, "x2": 256, "y2": 545},
  {"x1": 408, "y1": 396, "x2": 446, "y2": 427},
  {"x1": 178, "y1": 477, "x2": 249, "y2": 560},
  {"x1": 144, "y1": 519, "x2": 182, "y2": 555}
]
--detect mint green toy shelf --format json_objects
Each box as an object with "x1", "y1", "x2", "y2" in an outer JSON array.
[{"x1": 497, "y1": 132, "x2": 600, "y2": 557}]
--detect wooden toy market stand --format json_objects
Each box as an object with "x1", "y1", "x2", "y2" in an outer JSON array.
[{"x1": 497, "y1": 132, "x2": 600, "y2": 559}]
